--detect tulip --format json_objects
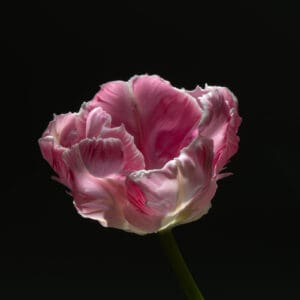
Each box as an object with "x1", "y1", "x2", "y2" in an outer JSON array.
[
  {"x1": 39, "y1": 74, "x2": 241, "y2": 235},
  {"x1": 39, "y1": 75, "x2": 241, "y2": 299}
]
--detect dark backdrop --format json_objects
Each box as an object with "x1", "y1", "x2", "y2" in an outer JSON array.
[{"x1": 2, "y1": 1, "x2": 299, "y2": 299}]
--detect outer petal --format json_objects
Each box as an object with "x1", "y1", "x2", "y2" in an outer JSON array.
[
  {"x1": 186, "y1": 85, "x2": 210, "y2": 100},
  {"x1": 38, "y1": 136, "x2": 71, "y2": 187},
  {"x1": 40, "y1": 105, "x2": 144, "y2": 201},
  {"x1": 38, "y1": 112, "x2": 86, "y2": 187},
  {"x1": 71, "y1": 178, "x2": 130, "y2": 230},
  {"x1": 87, "y1": 75, "x2": 202, "y2": 169},
  {"x1": 62, "y1": 137, "x2": 147, "y2": 232},
  {"x1": 190, "y1": 86, "x2": 242, "y2": 175},
  {"x1": 46, "y1": 113, "x2": 86, "y2": 148},
  {"x1": 124, "y1": 136, "x2": 216, "y2": 233},
  {"x1": 62, "y1": 139, "x2": 130, "y2": 229}
]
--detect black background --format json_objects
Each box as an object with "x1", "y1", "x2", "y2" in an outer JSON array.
[{"x1": 1, "y1": 1, "x2": 299, "y2": 299}]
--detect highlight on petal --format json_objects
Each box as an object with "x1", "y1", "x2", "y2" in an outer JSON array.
[
  {"x1": 124, "y1": 136, "x2": 216, "y2": 233},
  {"x1": 89, "y1": 75, "x2": 202, "y2": 169}
]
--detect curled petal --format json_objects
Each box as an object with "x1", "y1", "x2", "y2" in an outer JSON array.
[
  {"x1": 38, "y1": 112, "x2": 86, "y2": 186},
  {"x1": 124, "y1": 136, "x2": 216, "y2": 233},
  {"x1": 85, "y1": 107, "x2": 145, "y2": 173},
  {"x1": 63, "y1": 139, "x2": 145, "y2": 232},
  {"x1": 193, "y1": 86, "x2": 242, "y2": 175},
  {"x1": 85, "y1": 107, "x2": 111, "y2": 138},
  {"x1": 89, "y1": 75, "x2": 202, "y2": 169},
  {"x1": 39, "y1": 136, "x2": 58, "y2": 168},
  {"x1": 38, "y1": 136, "x2": 71, "y2": 187},
  {"x1": 186, "y1": 85, "x2": 210, "y2": 100},
  {"x1": 62, "y1": 140, "x2": 130, "y2": 230},
  {"x1": 101, "y1": 124, "x2": 145, "y2": 173},
  {"x1": 62, "y1": 135, "x2": 142, "y2": 228},
  {"x1": 43, "y1": 113, "x2": 86, "y2": 148}
]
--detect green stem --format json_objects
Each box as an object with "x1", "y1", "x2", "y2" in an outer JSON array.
[{"x1": 159, "y1": 229, "x2": 205, "y2": 300}]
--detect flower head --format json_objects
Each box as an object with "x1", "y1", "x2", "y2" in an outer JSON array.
[{"x1": 39, "y1": 75, "x2": 241, "y2": 234}]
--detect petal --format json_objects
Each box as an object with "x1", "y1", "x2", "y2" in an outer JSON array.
[
  {"x1": 89, "y1": 79, "x2": 136, "y2": 133},
  {"x1": 85, "y1": 107, "x2": 111, "y2": 138},
  {"x1": 172, "y1": 137, "x2": 217, "y2": 225},
  {"x1": 64, "y1": 138, "x2": 124, "y2": 179},
  {"x1": 38, "y1": 136, "x2": 71, "y2": 187},
  {"x1": 85, "y1": 106, "x2": 145, "y2": 172},
  {"x1": 124, "y1": 172, "x2": 175, "y2": 233},
  {"x1": 195, "y1": 86, "x2": 242, "y2": 175},
  {"x1": 186, "y1": 85, "x2": 210, "y2": 99},
  {"x1": 101, "y1": 124, "x2": 145, "y2": 173},
  {"x1": 62, "y1": 140, "x2": 127, "y2": 229},
  {"x1": 124, "y1": 136, "x2": 216, "y2": 233},
  {"x1": 89, "y1": 75, "x2": 202, "y2": 169},
  {"x1": 46, "y1": 113, "x2": 86, "y2": 148},
  {"x1": 39, "y1": 136, "x2": 56, "y2": 167},
  {"x1": 63, "y1": 140, "x2": 142, "y2": 231},
  {"x1": 72, "y1": 178, "x2": 129, "y2": 230}
]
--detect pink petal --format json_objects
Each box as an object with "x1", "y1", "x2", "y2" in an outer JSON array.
[
  {"x1": 62, "y1": 140, "x2": 125, "y2": 229},
  {"x1": 64, "y1": 138, "x2": 124, "y2": 179},
  {"x1": 89, "y1": 79, "x2": 136, "y2": 133},
  {"x1": 85, "y1": 106, "x2": 145, "y2": 172},
  {"x1": 124, "y1": 136, "x2": 216, "y2": 233},
  {"x1": 193, "y1": 86, "x2": 242, "y2": 175},
  {"x1": 39, "y1": 136, "x2": 56, "y2": 167},
  {"x1": 89, "y1": 75, "x2": 202, "y2": 169},
  {"x1": 71, "y1": 178, "x2": 129, "y2": 230},
  {"x1": 85, "y1": 107, "x2": 111, "y2": 138},
  {"x1": 186, "y1": 85, "x2": 210, "y2": 99},
  {"x1": 173, "y1": 136, "x2": 217, "y2": 224},
  {"x1": 62, "y1": 139, "x2": 139, "y2": 231},
  {"x1": 124, "y1": 179, "x2": 163, "y2": 233},
  {"x1": 45, "y1": 113, "x2": 86, "y2": 148},
  {"x1": 38, "y1": 136, "x2": 71, "y2": 187},
  {"x1": 101, "y1": 124, "x2": 145, "y2": 173}
]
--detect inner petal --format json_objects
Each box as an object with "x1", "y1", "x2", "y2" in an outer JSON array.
[
  {"x1": 72, "y1": 138, "x2": 124, "y2": 178},
  {"x1": 52, "y1": 113, "x2": 85, "y2": 148},
  {"x1": 80, "y1": 105, "x2": 145, "y2": 173},
  {"x1": 90, "y1": 75, "x2": 202, "y2": 169},
  {"x1": 85, "y1": 107, "x2": 111, "y2": 138}
]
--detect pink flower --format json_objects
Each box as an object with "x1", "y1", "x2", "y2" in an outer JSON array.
[{"x1": 39, "y1": 75, "x2": 241, "y2": 234}]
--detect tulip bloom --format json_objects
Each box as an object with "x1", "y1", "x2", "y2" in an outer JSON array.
[{"x1": 39, "y1": 75, "x2": 241, "y2": 234}]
